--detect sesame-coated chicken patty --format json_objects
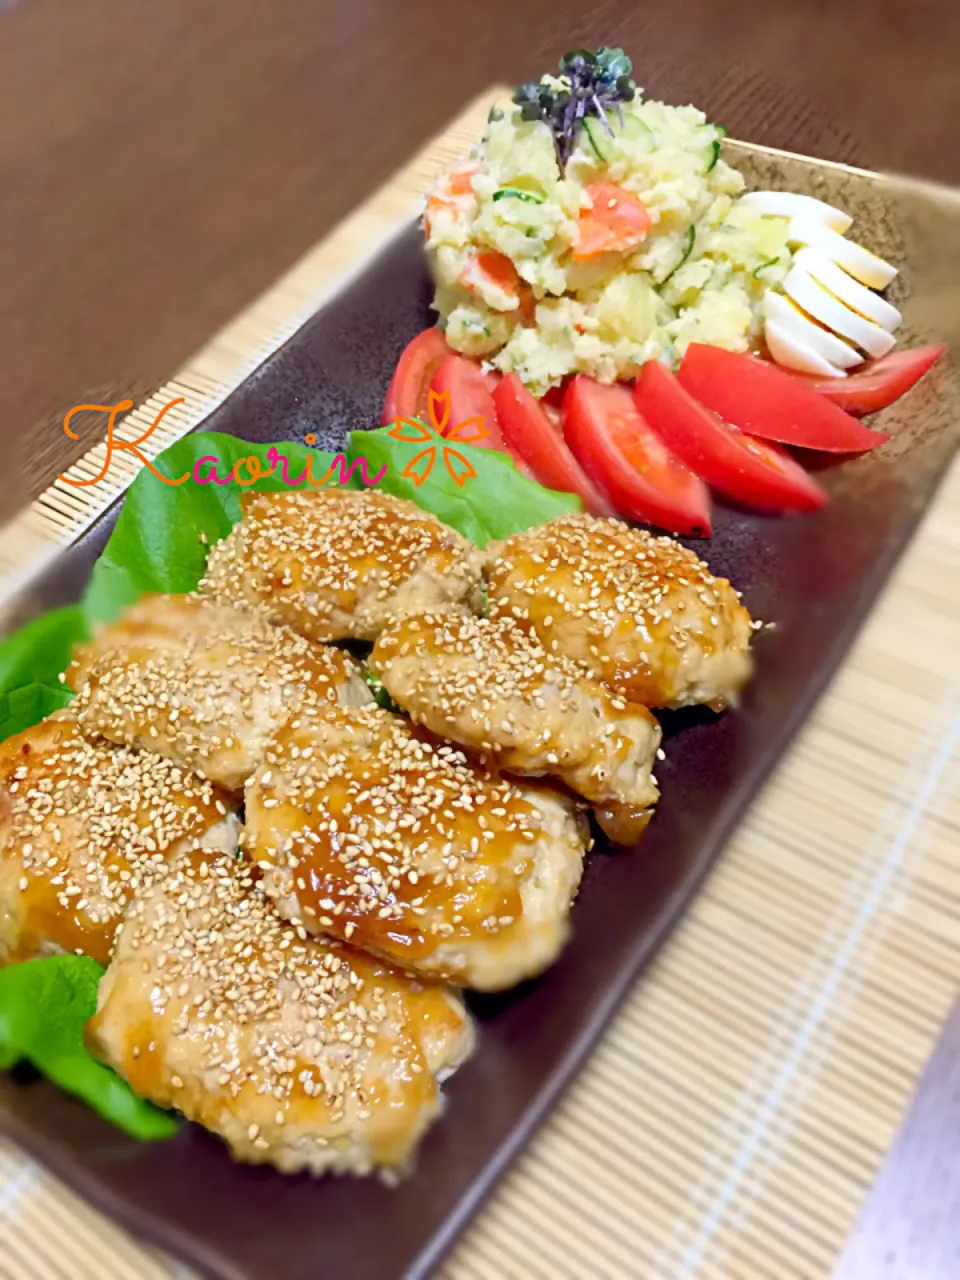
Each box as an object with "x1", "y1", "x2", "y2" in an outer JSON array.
[
  {"x1": 487, "y1": 513, "x2": 754, "y2": 711},
  {"x1": 198, "y1": 489, "x2": 485, "y2": 643},
  {"x1": 0, "y1": 714, "x2": 236, "y2": 966},
  {"x1": 67, "y1": 594, "x2": 372, "y2": 791},
  {"x1": 245, "y1": 705, "x2": 588, "y2": 990},
  {"x1": 88, "y1": 849, "x2": 474, "y2": 1176},
  {"x1": 369, "y1": 610, "x2": 661, "y2": 838}
]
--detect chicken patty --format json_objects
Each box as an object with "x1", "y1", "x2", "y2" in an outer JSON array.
[
  {"x1": 0, "y1": 714, "x2": 236, "y2": 966},
  {"x1": 66, "y1": 594, "x2": 372, "y2": 791},
  {"x1": 369, "y1": 610, "x2": 661, "y2": 836},
  {"x1": 87, "y1": 848, "x2": 474, "y2": 1177},
  {"x1": 198, "y1": 488, "x2": 485, "y2": 643},
  {"x1": 487, "y1": 513, "x2": 754, "y2": 710},
  {"x1": 245, "y1": 705, "x2": 588, "y2": 990}
]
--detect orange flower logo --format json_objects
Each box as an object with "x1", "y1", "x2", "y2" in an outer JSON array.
[{"x1": 387, "y1": 390, "x2": 489, "y2": 487}]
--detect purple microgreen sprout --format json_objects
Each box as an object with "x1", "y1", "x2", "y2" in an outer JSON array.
[{"x1": 512, "y1": 47, "x2": 637, "y2": 170}]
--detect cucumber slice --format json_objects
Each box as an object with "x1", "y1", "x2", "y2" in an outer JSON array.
[
  {"x1": 662, "y1": 225, "x2": 696, "y2": 284},
  {"x1": 703, "y1": 124, "x2": 727, "y2": 173},
  {"x1": 583, "y1": 116, "x2": 614, "y2": 161},
  {"x1": 621, "y1": 115, "x2": 654, "y2": 144},
  {"x1": 583, "y1": 113, "x2": 654, "y2": 162},
  {"x1": 493, "y1": 187, "x2": 546, "y2": 204},
  {"x1": 752, "y1": 256, "x2": 780, "y2": 279}
]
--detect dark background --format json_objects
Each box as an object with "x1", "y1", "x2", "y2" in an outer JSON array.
[{"x1": 3, "y1": 0, "x2": 959, "y2": 509}]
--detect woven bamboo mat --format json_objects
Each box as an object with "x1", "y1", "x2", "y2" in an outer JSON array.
[{"x1": 2, "y1": 88, "x2": 960, "y2": 1280}]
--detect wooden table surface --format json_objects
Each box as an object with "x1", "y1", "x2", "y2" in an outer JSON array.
[{"x1": 2, "y1": 1, "x2": 959, "y2": 1273}]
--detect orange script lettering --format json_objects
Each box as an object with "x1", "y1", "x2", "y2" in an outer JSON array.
[{"x1": 59, "y1": 397, "x2": 190, "y2": 487}]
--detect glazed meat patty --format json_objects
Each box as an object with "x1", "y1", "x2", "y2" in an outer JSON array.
[
  {"x1": 67, "y1": 594, "x2": 372, "y2": 791},
  {"x1": 87, "y1": 849, "x2": 474, "y2": 1177},
  {"x1": 198, "y1": 489, "x2": 485, "y2": 643},
  {"x1": 245, "y1": 705, "x2": 588, "y2": 990},
  {"x1": 369, "y1": 610, "x2": 661, "y2": 836},
  {"x1": 0, "y1": 714, "x2": 236, "y2": 966},
  {"x1": 487, "y1": 513, "x2": 754, "y2": 710}
]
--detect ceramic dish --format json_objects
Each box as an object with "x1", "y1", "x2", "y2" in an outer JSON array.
[{"x1": 0, "y1": 140, "x2": 958, "y2": 1280}]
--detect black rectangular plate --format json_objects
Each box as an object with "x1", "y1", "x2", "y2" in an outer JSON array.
[{"x1": 2, "y1": 148, "x2": 959, "y2": 1280}]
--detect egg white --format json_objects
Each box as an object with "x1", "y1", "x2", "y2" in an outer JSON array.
[
  {"x1": 783, "y1": 267, "x2": 897, "y2": 358},
  {"x1": 764, "y1": 291, "x2": 862, "y2": 374},
  {"x1": 739, "y1": 191, "x2": 853, "y2": 233},
  {"x1": 787, "y1": 219, "x2": 897, "y2": 289},
  {"x1": 792, "y1": 248, "x2": 902, "y2": 333}
]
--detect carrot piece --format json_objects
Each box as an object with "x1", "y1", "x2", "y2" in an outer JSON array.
[
  {"x1": 424, "y1": 168, "x2": 478, "y2": 238},
  {"x1": 517, "y1": 284, "x2": 536, "y2": 325},
  {"x1": 461, "y1": 250, "x2": 520, "y2": 298},
  {"x1": 447, "y1": 167, "x2": 478, "y2": 196},
  {"x1": 425, "y1": 196, "x2": 462, "y2": 239},
  {"x1": 573, "y1": 181, "x2": 652, "y2": 260}
]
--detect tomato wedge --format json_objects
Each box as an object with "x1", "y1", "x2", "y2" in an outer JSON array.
[
  {"x1": 573, "y1": 182, "x2": 653, "y2": 261},
  {"x1": 493, "y1": 374, "x2": 615, "y2": 515},
  {"x1": 788, "y1": 344, "x2": 946, "y2": 416},
  {"x1": 635, "y1": 362, "x2": 827, "y2": 513},
  {"x1": 562, "y1": 376, "x2": 712, "y2": 536},
  {"x1": 428, "y1": 354, "x2": 511, "y2": 455},
  {"x1": 381, "y1": 328, "x2": 451, "y2": 425},
  {"x1": 539, "y1": 382, "x2": 567, "y2": 414},
  {"x1": 678, "y1": 344, "x2": 889, "y2": 453}
]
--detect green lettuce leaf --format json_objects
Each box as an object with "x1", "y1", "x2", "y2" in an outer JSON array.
[
  {"x1": 82, "y1": 427, "x2": 578, "y2": 623},
  {"x1": 346, "y1": 427, "x2": 580, "y2": 546},
  {"x1": 0, "y1": 682, "x2": 74, "y2": 742},
  {"x1": 0, "y1": 956, "x2": 178, "y2": 1140},
  {"x1": 0, "y1": 607, "x2": 88, "y2": 740},
  {"x1": 0, "y1": 605, "x2": 87, "y2": 691},
  {"x1": 83, "y1": 432, "x2": 346, "y2": 624}
]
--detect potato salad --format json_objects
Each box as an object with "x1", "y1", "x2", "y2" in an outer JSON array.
[{"x1": 425, "y1": 71, "x2": 791, "y2": 394}]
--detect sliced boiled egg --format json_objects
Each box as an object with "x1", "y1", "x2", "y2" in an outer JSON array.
[
  {"x1": 763, "y1": 291, "x2": 860, "y2": 376},
  {"x1": 739, "y1": 191, "x2": 853, "y2": 234},
  {"x1": 765, "y1": 319, "x2": 842, "y2": 377},
  {"x1": 791, "y1": 248, "x2": 902, "y2": 333},
  {"x1": 783, "y1": 264, "x2": 897, "y2": 359},
  {"x1": 749, "y1": 190, "x2": 904, "y2": 375},
  {"x1": 786, "y1": 218, "x2": 897, "y2": 289}
]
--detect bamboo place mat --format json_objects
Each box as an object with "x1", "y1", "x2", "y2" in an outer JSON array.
[{"x1": 2, "y1": 88, "x2": 960, "y2": 1280}]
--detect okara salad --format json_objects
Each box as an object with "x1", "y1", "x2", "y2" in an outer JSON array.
[{"x1": 384, "y1": 48, "x2": 945, "y2": 536}]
